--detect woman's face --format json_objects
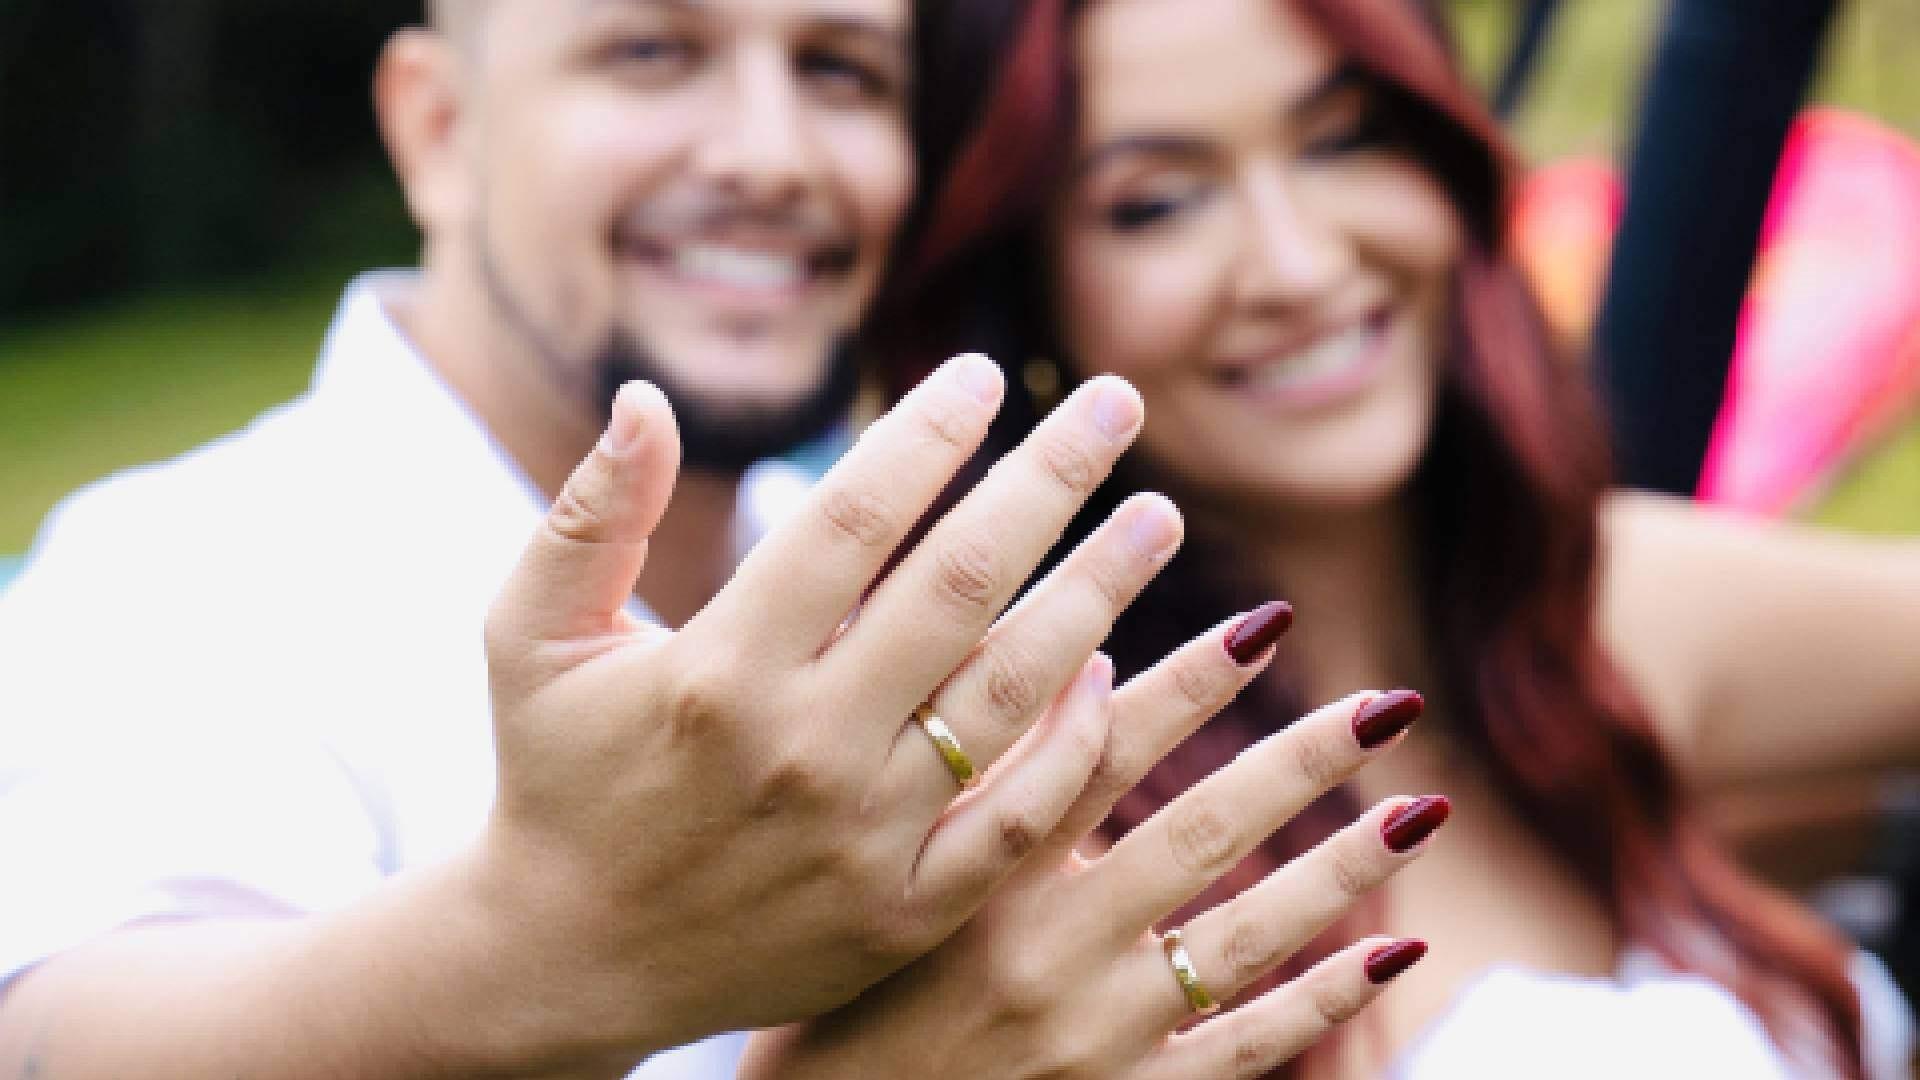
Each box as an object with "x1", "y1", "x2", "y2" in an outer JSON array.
[{"x1": 1051, "y1": 0, "x2": 1463, "y2": 515}]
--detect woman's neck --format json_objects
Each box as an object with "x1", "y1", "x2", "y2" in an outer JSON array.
[{"x1": 1225, "y1": 497, "x2": 1436, "y2": 709}]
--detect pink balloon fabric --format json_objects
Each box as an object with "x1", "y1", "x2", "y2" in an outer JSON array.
[{"x1": 1512, "y1": 109, "x2": 1920, "y2": 514}]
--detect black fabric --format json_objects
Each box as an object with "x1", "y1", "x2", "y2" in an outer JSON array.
[
  {"x1": 1494, "y1": 0, "x2": 1565, "y2": 120},
  {"x1": 1593, "y1": 0, "x2": 1840, "y2": 495}
]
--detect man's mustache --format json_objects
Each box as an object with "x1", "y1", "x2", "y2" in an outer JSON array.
[{"x1": 618, "y1": 196, "x2": 847, "y2": 246}]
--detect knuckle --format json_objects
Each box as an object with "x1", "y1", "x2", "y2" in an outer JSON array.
[
  {"x1": 1310, "y1": 977, "x2": 1370, "y2": 1028},
  {"x1": 1082, "y1": 551, "x2": 1134, "y2": 613},
  {"x1": 747, "y1": 751, "x2": 831, "y2": 815},
  {"x1": 994, "y1": 808, "x2": 1044, "y2": 865},
  {"x1": 1232, "y1": 1034, "x2": 1285, "y2": 1078},
  {"x1": 1035, "y1": 434, "x2": 1102, "y2": 498},
  {"x1": 664, "y1": 654, "x2": 736, "y2": 726},
  {"x1": 988, "y1": 944, "x2": 1058, "y2": 1018},
  {"x1": 1326, "y1": 839, "x2": 1381, "y2": 903},
  {"x1": 1172, "y1": 654, "x2": 1228, "y2": 713},
  {"x1": 546, "y1": 481, "x2": 613, "y2": 546},
  {"x1": 916, "y1": 394, "x2": 976, "y2": 452},
  {"x1": 982, "y1": 645, "x2": 1047, "y2": 730},
  {"x1": 1284, "y1": 728, "x2": 1348, "y2": 792},
  {"x1": 857, "y1": 894, "x2": 937, "y2": 963},
  {"x1": 931, "y1": 531, "x2": 1002, "y2": 614},
  {"x1": 1166, "y1": 798, "x2": 1240, "y2": 876},
  {"x1": 1222, "y1": 918, "x2": 1279, "y2": 987},
  {"x1": 819, "y1": 486, "x2": 897, "y2": 551}
]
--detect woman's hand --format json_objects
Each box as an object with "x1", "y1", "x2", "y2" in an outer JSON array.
[{"x1": 739, "y1": 620, "x2": 1444, "y2": 1080}]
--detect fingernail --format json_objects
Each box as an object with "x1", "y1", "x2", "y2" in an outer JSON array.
[
  {"x1": 1090, "y1": 380, "x2": 1143, "y2": 442},
  {"x1": 1383, "y1": 796, "x2": 1451, "y2": 853},
  {"x1": 1128, "y1": 501, "x2": 1181, "y2": 561},
  {"x1": 952, "y1": 352, "x2": 1003, "y2": 406},
  {"x1": 1225, "y1": 601, "x2": 1294, "y2": 665},
  {"x1": 600, "y1": 384, "x2": 643, "y2": 457},
  {"x1": 1354, "y1": 690, "x2": 1424, "y2": 749},
  {"x1": 1365, "y1": 939, "x2": 1428, "y2": 984}
]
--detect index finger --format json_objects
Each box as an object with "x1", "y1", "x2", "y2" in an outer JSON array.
[{"x1": 692, "y1": 354, "x2": 1004, "y2": 660}]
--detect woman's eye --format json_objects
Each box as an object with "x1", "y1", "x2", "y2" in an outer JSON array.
[
  {"x1": 1302, "y1": 111, "x2": 1393, "y2": 159},
  {"x1": 1105, "y1": 194, "x2": 1184, "y2": 233}
]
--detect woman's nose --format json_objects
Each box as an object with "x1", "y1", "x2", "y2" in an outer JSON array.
[{"x1": 1233, "y1": 164, "x2": 1350, "y2": 311}]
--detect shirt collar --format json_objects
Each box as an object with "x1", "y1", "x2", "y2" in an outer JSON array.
[{"x1": 309, "y1": 271, "x2": 553, "y2": 516}]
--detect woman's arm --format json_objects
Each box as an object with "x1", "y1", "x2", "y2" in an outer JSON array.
[{"x1": 1600, "y1": 491, "x2": 1920, "y2": 786}]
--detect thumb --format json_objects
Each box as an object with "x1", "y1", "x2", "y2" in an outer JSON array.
[{"x1": 492, "y1": 381, "x2": 682, "y2": 645}]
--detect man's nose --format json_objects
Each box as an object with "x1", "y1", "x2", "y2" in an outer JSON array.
[
  {"x1": 693, "y1": 47, "x2": 823, "y2": 205},
  {"x1": 1233, "y1": 163, "x2": 1349, "y2": 311}
]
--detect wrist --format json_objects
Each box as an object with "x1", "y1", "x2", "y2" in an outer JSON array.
[{"x1": 442, "y1": 830, "x2": 686, "y2": 1072}]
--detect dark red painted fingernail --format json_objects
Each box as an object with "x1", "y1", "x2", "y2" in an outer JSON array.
[
  {"x1": 1354, "y1": 690, "x2": 1424, "y2": 749},
  {"x1": 1382, "y1": 796, "x2": 1451, "y2": 853},
  {"x1": 1365, "y1": 939, "x2": 1428, "y2": 984},
  {"x1": 1225, "y1": 601, "x2": 1294, "y2": 666}
]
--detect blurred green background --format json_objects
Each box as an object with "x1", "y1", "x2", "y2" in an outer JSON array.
[{"x1": 4, "y1": 0, "x2": 1920, "y2": 580}]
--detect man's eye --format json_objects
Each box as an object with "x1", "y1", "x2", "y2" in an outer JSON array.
[
  {"x1": 610, "y1": 36, "x2": 698, "y2": 68},
  {"x1": 799, "y1": 50, "x2": 896, "y2": 102}
]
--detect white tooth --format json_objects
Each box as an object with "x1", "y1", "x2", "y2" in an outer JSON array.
[
  {"x1": 675, "y1": 246, "x2": 803, "y2": 289},
  {"x1": 1250, "y1": 325, "x2": 1371, "y2": 391}
]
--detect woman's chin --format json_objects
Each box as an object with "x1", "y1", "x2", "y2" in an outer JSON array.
[{"x1": 1146, "y1": 414, "x2": 1431, "y2": 525}]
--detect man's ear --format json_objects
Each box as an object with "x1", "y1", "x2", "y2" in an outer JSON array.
[{"x1": 374, "y1": 29, "x2": 473, "y2": 239}]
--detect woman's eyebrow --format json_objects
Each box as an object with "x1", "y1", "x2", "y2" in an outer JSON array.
[
  {"x1": 1074, "y1": 64, "x2": 1368, "y2": 179},
  {"x1": 1073, "y1": 134, "x2": 1214, "y2": 180},
  {"x1": 1289, "y1": 63, "x2": 1367, "y2": 120}
]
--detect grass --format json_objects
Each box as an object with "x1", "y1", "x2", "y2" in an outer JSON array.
[
  {"x1": 4, "y1": 0, "x2": 1920, "y2": 556},
  {"x1": 0, "y1": 278, "x2": 343, "y2": 550}
]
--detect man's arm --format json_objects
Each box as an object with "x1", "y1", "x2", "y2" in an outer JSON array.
[
  {"x1": 0, "y1": 855, "x2": 643, "y2": 1079},
  {"x1": 0, "y1": 358, "x2": 1181, "y2": 1076}
]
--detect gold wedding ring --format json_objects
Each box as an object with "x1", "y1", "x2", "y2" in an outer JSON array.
[
  {"x1": 913, "y1": 703, "x2": 979, "y2": 790},
  {"x1": 1161, "y1": 927, "x2": 1219, "y2": 1016}
]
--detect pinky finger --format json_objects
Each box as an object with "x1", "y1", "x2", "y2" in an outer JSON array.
[{"x1": 1131, "y1": 936, "x2": 1427, "y2": 1080}]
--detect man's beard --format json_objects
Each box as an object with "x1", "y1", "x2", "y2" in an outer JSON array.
[
  {"x1": 590, "y1": 328, "x2": 860, "y2": 476},
  {"x1": 473, "y1": 235, "x2": 859, "y2": 476}
]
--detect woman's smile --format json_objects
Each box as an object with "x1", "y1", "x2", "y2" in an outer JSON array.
[{"x1": 1211, "y1": 305, "x2": 1396, "y2": 412}]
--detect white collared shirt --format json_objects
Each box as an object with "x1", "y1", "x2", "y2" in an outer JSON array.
[{"x1": 0, "y1": 274, "x2": 795, "y2": 1077}]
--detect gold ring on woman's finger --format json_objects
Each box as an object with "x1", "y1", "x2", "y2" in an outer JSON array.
[{"x1": 1161, "y1": 927, "x2": 1220, "y2": 1016}]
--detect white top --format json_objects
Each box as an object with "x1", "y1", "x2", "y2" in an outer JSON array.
[
  {"x1": 1393, "y1": 948, "x2": 1913, "y2": 1080},
  {"x1": 0, "y1": 274, "x2": 806, "y2": 1078}
]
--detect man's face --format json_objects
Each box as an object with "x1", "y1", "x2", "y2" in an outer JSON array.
[{"x1": 454, "y1": 0, "x2": 913, "y2": 469}]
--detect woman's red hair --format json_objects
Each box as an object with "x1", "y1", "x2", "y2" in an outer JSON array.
[{"x1": 880, "y1": 0, "x2": 1867, "y2": 1074}]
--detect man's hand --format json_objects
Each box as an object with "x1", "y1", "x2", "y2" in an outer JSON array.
[
  {"x1": 0, "y1": 355, "x2": 1181, "y2": 1080},
  {"x1": 473, "y1": 355, "x2": 1185, "y2": 1063}
]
